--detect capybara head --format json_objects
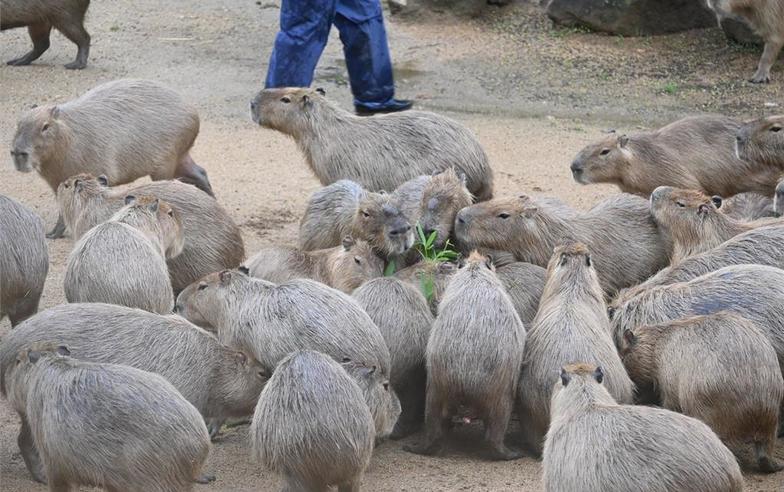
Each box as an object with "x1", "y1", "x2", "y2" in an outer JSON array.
[
  {"x1": 119, "y1": 195, "x2": 185, "y2": 259},
  {"x1": 352, "y1": 193, "x2": 414, "y2": 257},
  {"x1": 176, "y1": 269, "x2": 253, "y2": 329},
  {"x1": 551, "y1": 362, "x2": 606, "y2": 409},
  {"x1": 419, "y1": 168, "x2": 473, "y2": 248},
  {"x1": 461, "y1": 250, "x2": 495, "y2": 274},
  {"x1": 342, "y1": 358, "x2": 401, "y2": 440},
  {"x1": 11, "y1": 106, "x2": 67, "y2": 174},
  {"x1": 570, "y1": 132, "x2": 631, "y2": 186},
  {"x1": 543, "y1": 243, "x2": 602, "y2": 301},
  {"x1": 775, "y1": 177, "x2": 784, "y2": 217},
  {"x1": 454, "y1": 195, "x2": 543, "y2": 256},
  {"x1": 650, "y1": 186, "x2": 725, "y2": 261},
  {"x1": 7, "y1": 344, "x2": 71, "y2": 413},
  {"x1": 56, "y1": 173, "x2": 109, "y2": 218},
  {"x1": 330, "y1": 237, "x2": 385, "y2": 293},
  {"x1": 736, "y1": 115, "x2": 784, "y2": 166},
  {"x1": 220, "y1": 349, "x2": 269, "y2": 416},
  {"x1": 250, "y1": 87, "x2": 328, "y2": 133}
]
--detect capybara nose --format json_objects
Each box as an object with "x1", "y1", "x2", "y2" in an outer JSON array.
[
  {"x1": 570, "y1": 161, "x2": 583, "y2": 173},
  {"x1": 456, "y1": 213, "x2": 466, "y2": 225},
  {"x1": 250, "y1": 100, "x2": 257, "y2": 111},
  {"x1": 390, "y1": 224, "x2": 412, "y2": 236}
]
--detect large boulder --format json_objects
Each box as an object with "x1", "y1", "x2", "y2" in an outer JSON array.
[{"x1": 545, "y1": 0, "x2": 717, "y2": 36}]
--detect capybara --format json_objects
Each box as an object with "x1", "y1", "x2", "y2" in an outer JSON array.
[
  {"x1": 609, "y1": 265, "x2": 784, "y2": 379},
  {"x1": 570, "y1": 115, "x2": 781, "y2": 196},
  {"x1": 394, "y1": 259, "x2": 458, "y2": 315},
  {"x1": 57, "y1": 174, "x2": 244, "y2": 292},
  {"x1": 0, "y1": 0, "x2": 91, "y2": 69},
  {"x1": 495, "y1": 261, "x2": 546, "y2": 327},
  {"x1": 778, "y1": 178, "x2": 784, "y2": 215},
  {"x1": 617, "y1": 224, "x2": 784, "y2": 302},
  {"x1": 244, "y1": 236, "x2": 383, "y2": 294},
  {"x1": 342, "y1": 357, "x2": 402, "y2": 443},
  {"x1": 0, "y1": 303, "x2": 265, "y2": 481},
  {"x1": 0, "y1": 195, "x2": 48, "y2": 327},
  {"x1": 405, "y1": 252, "x2": 526, "y2": 460},
  {"x1": 10, "y1": 79, "x2": 211, "y2": 237},
  {"x1": 619, "y1": 312, "x2": 783, "y2": 472},
  {"x1": 714, "y1": 0, "x2": 784, "y2": 82},
  {"x1": 352, "y1": 192, "x2": 415, "y2": 259},
  {"x1": 6, "y1": 345, "x2": 211, "y2": 491},
  {"x1": 353, "y1": 277, "x2": 433, "y2": 438},
  {"x1": 650, "y1": 186, "x2": 781, "y2": 263},
  {"x1": 299, "y1": 179, "x2": 367, "y2": 250},
  {"x1": 64, "y1": 195, "x2": 184, "y2": 313},
  {"x1": 736, "y1": 114, "x2": 784, "y2": 168},
  {"x1": 455, "y1": 193, "x2": 670, "y2": 296},
  {"x1": 517, "y1": 244, "x2": 634, "y2": 456},
  {"x1": 175, "y1": 271, "x2": 399, "y2": 438},
  {"x1": 720, "y1": 191, "x2": 776, "y2": 220},
  {"x1": 542, "y1": 363, "x2": 743, "y2": 492},
  {"x1": 251, "y1": 87, "x2": 494, "y2": 200},
  {"x1": 251, "y1": 350, "x2": 375, "y2": 492}
]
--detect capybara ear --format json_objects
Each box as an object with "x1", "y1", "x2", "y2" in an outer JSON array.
[
  {"x1": 342, "y1": 236, "x2": 355, "y2": 251},
  {"x1": 302, "y1": 94, "x2": 311, "y2": 107},
  {"x1": 607, "y1": 306, "x2": 616, "y2": 320},
  {"x1": 459, "y1": 172, "x2": 467, "y2": 185},
  {"x1": 623, "y1": 328, "x2": 636, "y2": 347},
  {"x1": 698, "y1": 204, "x2": 711, "y2": 215},
  {"x1": 560, "y1": 367, "x2": 571, "y2": 387},
  {"x1": 147, "y1": 198, "x2": 160, "y2": 213},
  {"x1": 593, "y1": 366, "x2": 604, "y2": 384},
  {"x1": 237, "y1": 265, "x2": 250, "y2": 275},
  {"x1": 585, "y1": 254, "x2": 592, "y2": 267},
  {"x1": 56, "y1": 345, "x2": 71, "y2": 357},
  {"x1": 485, "y1": 255, "x2": 495, "y2": 269},
  {"x1": 50, "y1": 106, "x2": 61, "y2": 119},
  {"x1": 124, "y1": 195, "x2": 136, "y2": 206},
  {"x1": 522, "y1": 206, "x2": 538, "y2": 219},
  {"x1": 74, "y1": 178, "x2": 83, "y2": 192},
  {"x1": 97, "y1": 175, "x2": 109, "y2": 187},
  {"x1": 341, "y1": 356, "x2": 352, "y2": 363},
  {"x1": 28, "y1": 350, "x2": 41, "y2": 364},
  {"x1": 619, "y1": 135, "x2": 629, "y2": 148},
  {"x1": 234, "y1": 351, "x2": 248, "y2": 366},
  {"x1": 315, "y1": 87, "x2": 326, "y2": 96},
  {"x1": 711, "y1": 196, "x2": 723, "y2": 209},
  {"x1": 219, "y1": 270, "x2": 233, "y2": 285}
]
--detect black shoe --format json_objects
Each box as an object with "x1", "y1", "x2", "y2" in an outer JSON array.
[{"x1": 355, "y1": 99, "x2": 414, "y2": 116}]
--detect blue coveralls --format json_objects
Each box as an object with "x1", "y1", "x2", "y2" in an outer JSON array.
[{"x1": 265, "y1": 0, "x2": 396, "y2": 108}]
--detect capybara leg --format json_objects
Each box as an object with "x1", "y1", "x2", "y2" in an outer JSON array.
[
  {"x1": 282, "y1": 475, "x2": 326, "y2": 492},
  {"x1": 390, "y1": 383, "x2": 425, "y2": 440},
  {"x1": 755, "y1": 439, "x2": 784, "y2": 473},
  {"x1": 338, "y1": 479, "x2": 361, "y2": 492},
  {"x1": 174, "y1": 154, "x2": 214, "y2": 197},
  {"x1": 403, "y1": 390, "x2": 447, "y2": 456},
  {"x1": 206, "y1": 418, "x2": 225, "y2": 439},
  {"x1": 7, "y1": 23, "x2": 52, "y2": 66},
  {"x1": 18, "y1": 420, "x2": 46, "y2": 484},
  {"x1": 484, "y1": 400, "x2": 523, "y2": 461},
  {"x1": 751, "y1": 40, "x2": 784, "y2": 84},
  {"x1": 7, "y1": 292, "x2": 41, "y2": 327},
  {"x1": 55, "y1": 18, "x2": 90, "y2": 70},
  {"x1": 47, "y1": 213, "x2": 66, "y2": 239},
  {"x1": 47, "y1": 476, "x2": 71, "y2": 492}
]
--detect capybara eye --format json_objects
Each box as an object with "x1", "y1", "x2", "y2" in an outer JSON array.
[
  {"x1": 383, "y1": 382, "x2": 389, "y2": 391},
  {"x1": 586, "y1": 256, "x2": 592, "y2": 267},
  {"x1": 599, "y1": 148, "x2": 610, "y2": 156},
  {"x1": 41, "y1": 123, "x2": 50, "y2": 132},
  {"x1": 771, "y1": 126, "x2": 782, "y2": 133},
  {"x1": 280, "y1": 96, "x2": 291, "y2": 103},
  {"x1": 197, "y1": 283, "x2": 208, "y2": 291},
  {"x1": 675, "y1": 201, "x2": 685, "y2": 208},
  {"x1": 497, "y1": 213, "x2": 510, "y2": 219},
  {"x1": 167, "y1": 210, "x2": 174, "y2": 217},
  {"x1": 354, "y1": 256, "x2": 361, "y2": 265},
  {"x1": 361, "y1": 211, "x2": 370, "y2": 218}
]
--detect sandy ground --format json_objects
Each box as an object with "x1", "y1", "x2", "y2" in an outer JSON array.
[{"x1": 1, "y1": 0, "x2": 782, "y2": 490}]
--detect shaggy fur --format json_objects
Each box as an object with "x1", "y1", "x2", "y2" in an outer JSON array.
[
  {"x1": 720, "y1": 191, "x2": 777, "y2": 220},
  {"x1": 299, "y1": 180, "x2": 368, "y2": 251},
  {"x1": 495, "y1": 262, "x2": 546, "y2": 327}
]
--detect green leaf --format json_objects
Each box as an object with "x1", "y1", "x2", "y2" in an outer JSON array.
[{"x1": 384, "y1": 259, "x2": 397, "y2": 277}]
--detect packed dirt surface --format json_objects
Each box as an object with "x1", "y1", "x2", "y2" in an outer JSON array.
[{"x1": 1, "y1": 0, "x2": 782, "y2": 490}]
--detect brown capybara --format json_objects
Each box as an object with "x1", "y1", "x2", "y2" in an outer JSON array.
[
  {"x1": 570, "y1": 115, "x2": 781, "y2": 197},
  {"x1": 609, "y1": 265, "x2": 784, "y2": 380},
  {"x1": 0, "y1": 195, "x2": 48, "y2": 327},
  {"x1": 244, "y1": 236, "x2": 383, "y2": 294},
  {"x1": 543, "y1": 363, "x2": 743, "y2": 492},
  {"x1": 617, "y1": 224, "x2": 784, "y2": 303},
  {"x1": 405, "y1": 252, "x2": 526, "y2": 460},
  {"x1": 175, "y1": 271, "x2": 400, "y2": 439},
  {"x1": 251, "y1": 87, "x2": 493, "y2": 200},
  {"x1": 714, "y1": 0, "x2": 784, "y2": 83},
  {"x1": 394, "y1": 259, "x2": 458, "y2": 315},
  {"x1": 1, "y1": 0, "x2": 90, "y2": 69},
  {"x1": 57, "y1": 174, "x2": 244, "y2": 292},
  {"x1": 353, "y1": 277, "x2": 433, "y2": 438},
  {"x1": 720, "y1": 191, "x2": 776, "y2": 220},
  {"x1": 351, "y1": 192, "x2": 415, "y2": 260},
  {"x1": 252, "y1": 350, "x2": 375, "y2": 492},
  {"x1": 299, "y1": 179, "x2": 367, "y2": 251},
  {"x1": 0, "y1": 303, "x2": 266, "y2": 482},
  {"x1": 6, "y1": 345, "x2": 211, "y2": 491},
  {"x1": 495, "y1": 261, "x2": 546, "y2": 328},
  {"x1": 619, "y1": 312, "x2": 783, "y2": 472},
  {"x1": 455, "y1": 193, "x2": 671, "y2": 297},
  {"x1": 64, "y1": 195, "x2": 184, "y2": 313},
  {"x1": 10, "y1": 79, "x2": 212, "y2": 237},
  {"x1": 650, "y1": 186, "x2": 782, "y2": 264},
  {"x1": 518, "y1": 244, "x2": 634, "y2": 456},
  {"x1": 736, "y1": 115, "x2": 784, "y2": 168}
]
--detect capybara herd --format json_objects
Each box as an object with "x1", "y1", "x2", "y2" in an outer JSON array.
[{"x1": 2, "y1": 74, "x2": 784, "y2": 492}]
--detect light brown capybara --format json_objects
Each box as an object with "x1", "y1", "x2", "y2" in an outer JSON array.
[
  {"x1": 543, "y1": 363, "x2": 743, "y2": 492},
  {"x1": 495, "y1": 261, "x2": 546, "y2": 328},
  {"x1": 720, "y1": 192, "x2": 776, "y2": 220},
  {"x1": 1, "y1": 0, "x2": 91, "y2": 69},
  {"x1": 394, "y1": 259, "x2": 458, "y2": 315},
  {"x1": 251, "y1": 87, "x2": 493, "y2": 200},
  {"x1": 455, "y1": 193, "x2": 671, "y2": 297},
  {"x1": 299, "y1": 179, "x2": 368, "y2": 251},
  {"x1": 736, "y1": 115, "x2": 784, "y2": 168},
  {"x1": 570, "y1": 115, "x2": 781, "y2": 196},
  {"x1": 57, "y1": 174, "x2": 244, "y2": 293},
  {"x1": 0, "y1": 194, "x2": 48, "y2": 327},
  {"x1": 649, "y1": 186, "x2": 782, "y2": 264},
  {"x1": 619, "y1": 312, "x2": 783, "y2": 473},
  {"x1": 517, "y1": 244, "x2": 633, "y2": 456},
  {"x1": 10, "y1": 79, "x2": 212, "y2": 237},
  {"x1": 243, "y1": 236, "x2": 383, "y2": 294}
]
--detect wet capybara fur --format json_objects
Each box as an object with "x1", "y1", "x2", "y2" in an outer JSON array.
[
  {"x1": 619, "y1": 312, "x2": 783, "y2": 473},
  {"x1": 543, "y1": 363, "x2": 743, "y2": 492},
  {"x1": 570, "y1": 115, "x2": 781, "y2": 196},
  {"x1": 0, "y1": 194, "x2": 48, "y2": 327},
  {"x1": 252, "y1": 87, "x2": 493, "y2": 201}
]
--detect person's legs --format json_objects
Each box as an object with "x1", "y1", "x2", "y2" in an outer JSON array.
[{"x1": 265, "y1": 0, "x2": 337, "y2": 88}]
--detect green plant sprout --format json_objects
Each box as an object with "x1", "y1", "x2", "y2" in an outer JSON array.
[{"x1": 413, "y1": 224, "x2": 460, "y2": 302}]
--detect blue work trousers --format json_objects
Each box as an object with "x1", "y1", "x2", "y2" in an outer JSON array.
[{"x1": 265, "y1": 0, "x2": 395, "y2": 107}]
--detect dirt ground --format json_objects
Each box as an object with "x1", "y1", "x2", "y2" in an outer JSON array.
[{"x1": 1, "y1": 0, "x2": 782, "y2": 490}]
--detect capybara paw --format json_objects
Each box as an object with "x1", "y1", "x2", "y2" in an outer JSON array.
[
  {"x1": 750, "y1": 73, "x2": 771, "y2": 84},
  {"x1": 758, "y1": 457, "x2": 784, "y2": 473},
  {"x1": 64, "y1": 60, "x2": 87, "y2": 70},
  {"x1": 488, "y1": 446, "x2": 525, "y2": 461},
  {"x1": 7, "y1": 57, "x2": 33, "y2": 66},
  {"x1": 195, "y1": 473, "x2": 216, "y2": 484},
  {"x1": 403, "y1": 442, "x2": 440, "y2": 456}
]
